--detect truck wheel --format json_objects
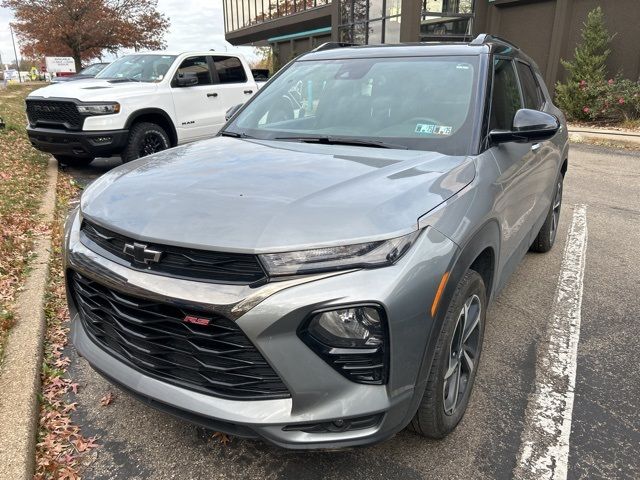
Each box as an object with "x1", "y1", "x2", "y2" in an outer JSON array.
[
  {"x1": 410, "y1": 269, "x2": 486, "y2": 439},
  {"x1": 122, "y1": 122, "x2": 170, "y2": 163},
  {"x1": 54, "y1": 155, "x2": 94, "y2": 167}
]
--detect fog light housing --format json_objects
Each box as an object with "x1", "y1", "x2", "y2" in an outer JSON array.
[
  {"x1": 300, "y1": 305, "x2": 388, "y2": 384},
  {"x1": 308, "y1": 307, "x2": 383, "y2": 348}
]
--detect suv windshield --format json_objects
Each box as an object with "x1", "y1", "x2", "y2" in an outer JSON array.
[
  {"x1": 96, "y1": 55, "x2": 176, "y2": 83},
  {"x1": 225, "y1": 55, "x2": 479, "y2": 154}
]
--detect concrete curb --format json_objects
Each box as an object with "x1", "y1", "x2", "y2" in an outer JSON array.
[
  {"x1": 568, "y1": 126, "x2": 640, "y2": 148},
  {"x1": 0, "y1": 157, "x2": 58, "y2": 480}
]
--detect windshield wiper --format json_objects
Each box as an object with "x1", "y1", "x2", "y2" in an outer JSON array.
[
  {"x1": 219, "y1": 130, "x2": 252, "y2": 139},
  {"x1": 273, "y1": 135, "x2": 408, "y2": 150},
  {"x1": 106, "y1": 77, "x2": 141, "y2": 83}
]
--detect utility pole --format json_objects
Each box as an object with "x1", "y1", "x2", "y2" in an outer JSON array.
[{"x1": 10, "y1": 24, "x2": 21, "y2": 82}]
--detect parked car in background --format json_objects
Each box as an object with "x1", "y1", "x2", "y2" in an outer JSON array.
[
  {"x1": 50, "y1": 62, "x2": 110, "y2": 84},
  {"x1": 25, "y1": 51, "x2": 259, "y2": 166},
  {"x1": 64, "y1": 36, "x2": 568, "y2": 449}
]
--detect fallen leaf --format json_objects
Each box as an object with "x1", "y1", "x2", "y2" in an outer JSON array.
[{"x1": 100, "y1": 391, "x2": 115, "y2": 406}]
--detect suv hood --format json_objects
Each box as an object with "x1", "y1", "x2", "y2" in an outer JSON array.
[
  {"x1": 81, "y1": 137, "x2": 475, "y2": 253},
  {"x1": 28, "y1": 78, "x2": 158, "y2": 101}
]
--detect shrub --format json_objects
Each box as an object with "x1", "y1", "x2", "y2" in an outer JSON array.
[{"x1": 555, "y1": 6, "x2": 640, "y2": 122}]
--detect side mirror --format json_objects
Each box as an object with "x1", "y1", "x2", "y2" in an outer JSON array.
[
  {"x1": 225, "y1": 103, "x2": 243, "y2": 121},
  {"x1": 176, "y1": 72, "x2": 198, "y2": 87},
  {"x1": 490, "y1": 109, "x2": 560, "y2": 144}
]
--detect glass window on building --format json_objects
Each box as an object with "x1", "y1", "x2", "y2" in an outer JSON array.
[
  {"x1": 420, "y1": 0, "x2": 475, "y2": 41},
  {"x1": 338, "y1": 0, "x2": 403, "y2": 44}
]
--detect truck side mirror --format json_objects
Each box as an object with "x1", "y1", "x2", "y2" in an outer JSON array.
[{"x1": 176, "y1": 72, "x2": 198, "y2": 87}]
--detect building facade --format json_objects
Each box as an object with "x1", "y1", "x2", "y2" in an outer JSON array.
[{"x1": 223, "y1": 0, "x2": 640, "y2": 87}]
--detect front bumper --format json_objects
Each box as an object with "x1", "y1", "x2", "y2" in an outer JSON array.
[
  {"x1": 64, "y1": 212, "x2": 458, "y2": 448},
  {"x1": 27, "y1": 126, "x2": 128, "y2": 158}
]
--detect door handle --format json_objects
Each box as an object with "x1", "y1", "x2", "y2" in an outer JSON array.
[
  {"x1": 531, "y1": 143, "x2": 541, "y2": 151},
  {"x1": 244, "y1": 89, "x2": 253, "y2": 94},
  {"x1": 207, "y1": 92, "x2": 218, "y2": 98}
]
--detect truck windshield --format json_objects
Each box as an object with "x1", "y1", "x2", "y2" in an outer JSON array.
[
  {"x1": 225, "y1": 55, "x2": 480, "y2": 154},
  {"x1": 96, "y1": 55, "x2": 176, "y2": 83}
]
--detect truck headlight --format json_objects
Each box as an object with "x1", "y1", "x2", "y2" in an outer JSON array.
[
  {"x1": 259, "y1": 230, "x2": 420, "y2": 276},
  {"x1": 76, "y1": 103, "x2": 120, "y2": 115}
]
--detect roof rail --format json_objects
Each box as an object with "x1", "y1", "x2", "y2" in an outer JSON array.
[
  {"x1": 469, "y1": 33, "x2": 519, "y2": 49},
  {"x1": 312, "y1": 42, "x2": 361, "y2": 52}
]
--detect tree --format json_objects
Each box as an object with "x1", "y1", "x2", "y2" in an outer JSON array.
[
  {"x1": 555, "y1": 7, "x2": 613, "y2": 120},
  {"x1": 2, "y1": 0, "x2": 170, "y2": 71}
]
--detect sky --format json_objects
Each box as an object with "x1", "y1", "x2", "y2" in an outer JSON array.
[{"x1": 0, "y1": 0, "x2": 257, "y2": 69}]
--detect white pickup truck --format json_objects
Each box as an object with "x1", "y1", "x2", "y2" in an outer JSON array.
[{"x1": 26, "y1": 51, "x2": 260, "y2": 166}]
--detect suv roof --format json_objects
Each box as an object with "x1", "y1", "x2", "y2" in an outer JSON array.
[{"x1": 301, "y1": 33, "x2": 527, "y2": 62}]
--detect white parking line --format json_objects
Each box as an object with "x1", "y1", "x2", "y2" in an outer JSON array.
[{"x1": 514, "y1": 204, "x2": 588, "y2": 480}]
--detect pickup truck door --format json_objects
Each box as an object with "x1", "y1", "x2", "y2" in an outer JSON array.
[
  {"x1": 207, "y1": 55, "x2": 258, "y2": 131},
  {"x1": 170, "y1": 55, "x2": 219, "y2": 143}
]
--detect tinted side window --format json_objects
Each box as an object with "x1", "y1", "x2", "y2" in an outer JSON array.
[
  {"x1": 516, "y1": 62, "x2": 543, "y2": 110},
  {"x1": 176, "y1": 56, "x2": 212, "y2": 85},
  {"x1": 490, "y1": 59, "x2": 522, "y2": 131},
  {"x1": 213, "y1": 56, "x2": 247, "y2": 84}
]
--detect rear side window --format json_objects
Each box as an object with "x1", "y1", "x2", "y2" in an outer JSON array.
[
  {"x1": 516, "y1": 62, "x2": 544, "y2": 110},
  {"x1": 213, "y1": 56, "x2": 247, "y2": 84},
  {"x1": 176, "y1": 56, "x2": 212, "y2": 85},
  {"x1": 490, "y1": 59, "x2": 522, "y2": 131}
]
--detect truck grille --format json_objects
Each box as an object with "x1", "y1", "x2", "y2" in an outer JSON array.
[
  {"x1": 25, "y1": 99, "x2": 83, "y2": 130},
  {"x1": 71, "y1": 272, "x2": 290, "y2": 400},
  {"x1": 80, "y1": 220, "x2": 267, "y2": 285}
]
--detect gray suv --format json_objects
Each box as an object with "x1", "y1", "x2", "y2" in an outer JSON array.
[{"x1": 65, "y1": 35, "x2": 568, "y2": 449}]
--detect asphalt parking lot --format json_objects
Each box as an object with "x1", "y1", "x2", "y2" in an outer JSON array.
[{"x1": 62, "y1": 143, "x2": 640, "y2": 479}]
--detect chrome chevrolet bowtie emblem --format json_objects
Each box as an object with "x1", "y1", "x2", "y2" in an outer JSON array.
[{"x1": 123, "y1": 242, "x2": 162, "y2": 264}]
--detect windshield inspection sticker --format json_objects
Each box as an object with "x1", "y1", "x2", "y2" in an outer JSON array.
[{"x1": 415, "y1": 124, "x2": 453, "y2": 136}]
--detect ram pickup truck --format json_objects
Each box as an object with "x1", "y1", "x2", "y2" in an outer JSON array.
[{"x1": 26, "y1": 51, "x2": 259, "y2": 166}]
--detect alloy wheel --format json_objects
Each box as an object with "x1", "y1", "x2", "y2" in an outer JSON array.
[
  {"x1": 443, "y1": 294, "x2": 482, "y2": 416},
  {"x1": 550, "y1": 180, "x2": 563, "y2": 243},
  {"x1": 138, "y1": 132, "x2": 165, "y2": 157}
]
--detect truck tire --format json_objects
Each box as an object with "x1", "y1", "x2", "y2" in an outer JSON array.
[
  {"x1": 122, "y1": 122, "x2": 170, "y2": 163},
  {"x1": 54, "y1": 155, "x2": 94, "y2": 167}
]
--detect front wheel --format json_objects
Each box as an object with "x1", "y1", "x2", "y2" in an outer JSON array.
[
  {"x1": 121, "y1": 122, "x2": 170, "y2": 163},
  {"x1": 410, "y1": 269, "x2": 486, "y2": 439}
]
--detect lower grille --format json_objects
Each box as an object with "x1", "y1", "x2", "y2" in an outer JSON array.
[
  {"x1": 71, "y1": 271, "x2": 290, "y2": 400},
  {"x1": 26, "y1": 99, "x2": 83, "y2": 130}
]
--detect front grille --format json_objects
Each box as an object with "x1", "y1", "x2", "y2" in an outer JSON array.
[
  {"x1": 71, "y1": 272, "x2": 290, "y2": 400},
  {"x1": 80, "y1": 220, "x2": 267, "y2": 284},
  {"x1": 26, "y1": 99, "x2": 83, "y2": 130}
]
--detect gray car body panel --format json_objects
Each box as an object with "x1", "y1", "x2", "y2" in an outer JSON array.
[
  {"x1": 80, "y1": 136, "x2": 475, "y2": 252},
  {"x1": 66, "y1": 41, "x2": 568, "y2": 448}
]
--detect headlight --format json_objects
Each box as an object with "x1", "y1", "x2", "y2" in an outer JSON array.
[
  {"x1": 76, "y1": 103, "x2": 120, "y2": 115},
  {"x1": 259, "y1": 230, "x2": 420, "y2": 276}
]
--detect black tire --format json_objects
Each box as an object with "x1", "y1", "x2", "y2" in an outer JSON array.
[
  {"x1": 121, "y1": 122, "x2": 170, "y2": 163},
  {"x1": 54, "y1": 155, "x2": 94, "y2": 167},
  {"x1": 530, "y1": 173, "x2": 564, "y2": 253},
  {"x1": 410, "y1": 270, "x2": 486, "y2": 439}
]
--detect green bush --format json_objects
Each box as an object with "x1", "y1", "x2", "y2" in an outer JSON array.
[{"x1": 555, "y1": 6, "x2": 640, "y2": 122}]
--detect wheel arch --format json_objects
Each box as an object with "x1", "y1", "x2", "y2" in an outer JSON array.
[
  {"x1": 398, "y1": 220, "x2": 501, "y2": 429},
  {"x1": 125, "y1": 109, "x2": 178, "y2": 147}
]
